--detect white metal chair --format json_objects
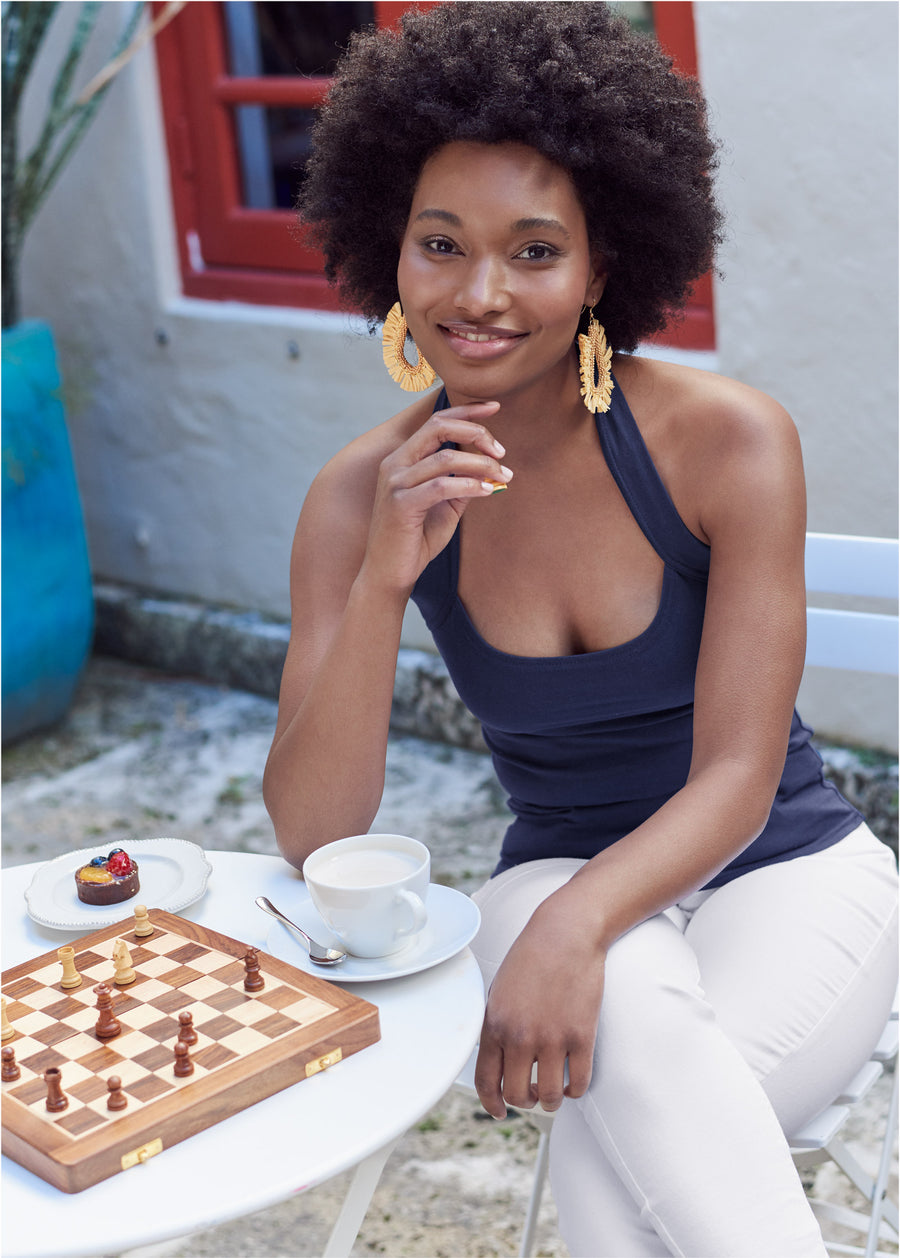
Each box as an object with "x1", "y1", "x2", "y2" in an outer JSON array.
[
  {"x1": 804, "y1": 532, "x2": 898, "y2": 675},
  {"x1": 790, "y1": 989, "x2": 898, "y2": 1258},
  {"x1": 456, "y1": 532, "x2": 899, "y2": 1258}
]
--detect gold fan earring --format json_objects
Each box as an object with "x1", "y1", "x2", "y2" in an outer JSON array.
[
  {"x1": 382, "y1": 302, "x2": 437, "y2": 392},
  {"x1": 578, "y1": 307, "x2": 614, "y2": 413}
]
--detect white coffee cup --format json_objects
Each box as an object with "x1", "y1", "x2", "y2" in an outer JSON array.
[{"x1": 302, "y1": 834, "x2": 430, "y2": 958}]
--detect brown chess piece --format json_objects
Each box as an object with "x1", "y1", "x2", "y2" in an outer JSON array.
[
  {"x1": 93, "y1": 983, "x2": 121, "y2": 1040},
  {"x1": 106, "y1": 1075, "x2": 128, "y2": 1111},
  {"x1": 243, "y1": 947, "x2": 265, "y2": 992},
  {"x1": 2, "y1": 1045, "x2": 20, "y2": 1081},
  {"x1": 173, "y1": 1040, "x2": 194, "y2": 1077},
  {"x1": 177, "y1": 1010, "x2": 198, "y2": 1046},
  {"x1": 44, "y1": 1066, "x2": 68, "y2": 1112}
]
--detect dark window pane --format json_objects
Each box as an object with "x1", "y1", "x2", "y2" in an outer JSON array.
[
  {"x1": 224, "y1": 3, "x2": 378, "y2": 210},
  {"x1": 232, "y1": 105, "x2": 316, "y2": 209},
  {"x1": 224, "y1": 2, "x2": 377, "y2": 78},
  {"x1": 255, "y1": 1, "x2": 376, "y2": 75}
]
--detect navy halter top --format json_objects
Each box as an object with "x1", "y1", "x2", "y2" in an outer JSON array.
[{"x1": 411, "y1": 379, "x2": 862, "y2": 887}]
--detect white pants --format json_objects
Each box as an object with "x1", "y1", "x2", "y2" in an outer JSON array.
[{"x1": 470, "y1": 824, "x2": 898, "y2": 1258}]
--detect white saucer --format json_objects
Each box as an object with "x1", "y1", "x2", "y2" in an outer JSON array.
[
  {"x1": 264, "y1": 882, "x2": 481, "y2": 982},
  {"x1": 25, "y1": 838, "x2": 213, "y2": 930}
]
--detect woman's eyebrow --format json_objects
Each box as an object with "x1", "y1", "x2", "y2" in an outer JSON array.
[
  {"x1": 512, "y1": 216, "x2": 571, "y2": 238},
  {"x1": 413, "y1": 208, "x2": 462, "y2": 225},
  {"x1": 413, "y1": 209, "x2": 571, "y2": 238}
]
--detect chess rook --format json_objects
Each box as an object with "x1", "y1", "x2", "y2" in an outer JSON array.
[
  {"x1": 57, "y1": 946, "x2": 82, "y2": 990},
  {"x1": 1, "y1": 996, "x2": 14, "y2": 1042}
]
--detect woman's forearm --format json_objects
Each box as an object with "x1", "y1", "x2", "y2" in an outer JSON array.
[
  {"x1": 543, "y1": 759, "x2": 778, "y2": 950},
  {"x1": 262, "y1": 573, "x2": 408, "y2": 868}
]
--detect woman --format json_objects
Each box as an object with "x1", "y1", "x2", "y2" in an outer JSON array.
[{"x1": 263, "y1": 5, "x2": 897, "y2": 1254}]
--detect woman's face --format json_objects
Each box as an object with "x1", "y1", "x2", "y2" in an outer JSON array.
[{"x1": 397, "y1": 141, "x2": 605, "y2": 404}]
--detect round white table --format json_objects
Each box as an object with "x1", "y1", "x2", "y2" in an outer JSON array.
[{"x1": 1, "y1": 851, "x2": 485, "y2": 1258}]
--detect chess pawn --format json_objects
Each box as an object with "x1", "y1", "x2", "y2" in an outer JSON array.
[
  {"x1": 243, "y1": 947, "x2": 265, "y2": 992},
  {"x1": 58, "y1": 946, "x2": 82, "y2": 990},
  {"x1": 112, "y1": 939, "x2": 136, "y2": 986},
  {"x1": 2, "y1": 1046, "x2": 20, "y2": 1082},
  {"x1": 106, "y1": 1075, "x2": 128, "y2": 1111},
  {"x1": 177, "y1": 1010, "x2": 198, "y2": 1046},
  {"x1": 44, "y1": 1066, "x2": 68, "y2": 1112},
  {"x1": 1, "y1": 997, "x2": 14, "y2": 1042},
  {"x1": 93, "y1": 983, "x2": 121, "y2": 1040},
  {"x1": 133, "y1": 904, "x2": 154, "y2": 938},
  {"x1": 173, "y1": 1040, "x2": 194, "y2": 1077}
]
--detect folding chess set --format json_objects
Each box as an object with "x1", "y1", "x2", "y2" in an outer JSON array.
[{"x1": 1, "y1": 908, "x2": 380, "y2": 1192}]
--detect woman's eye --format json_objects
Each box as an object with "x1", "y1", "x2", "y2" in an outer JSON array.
[
  {"x1": 516, "y1": 243, "x2": 558, "y2": 262},
  {"x1": 423, "y1": 237, "x2": 458, "y2": 255}
]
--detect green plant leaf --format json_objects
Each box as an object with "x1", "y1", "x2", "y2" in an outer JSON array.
[
  {"x1": 2, "y1": 3, "x2": 59, "y2": 115},
  {"x1": 16, "y1": 1, "x2": 144, "y2": 235},
  {"x1": 46, "y1": 2, "x2": 103, "y2": 118}
]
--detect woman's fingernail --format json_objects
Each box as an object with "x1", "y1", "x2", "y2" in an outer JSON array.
[{"x1": 491, "y1": 439, "x2": 506, "y2": 457}]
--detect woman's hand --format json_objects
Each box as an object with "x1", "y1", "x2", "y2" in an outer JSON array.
[
  {"x1": 359, "y1": 400, "x2": 511, "y2": 596},
  {"x1": 474, "y1": 890, "x2": 607, "y2": 1118}
]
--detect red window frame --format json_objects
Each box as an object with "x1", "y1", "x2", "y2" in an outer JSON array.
[{"x1": 154, "y1": 1, "x2": 713, "y2": 348}]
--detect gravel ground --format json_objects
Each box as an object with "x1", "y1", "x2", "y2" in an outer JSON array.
[{"x1": 3, "y1": 657, "x2": 896, "y2": 1258}]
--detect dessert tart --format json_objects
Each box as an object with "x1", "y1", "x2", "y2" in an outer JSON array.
[{"x1": 75, "y1": 848, "x2": 140, "y2": 905}]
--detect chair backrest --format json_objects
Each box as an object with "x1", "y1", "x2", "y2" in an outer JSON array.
[{"x1": 804, "y1": 533, "x2": 899, "y2": 675}]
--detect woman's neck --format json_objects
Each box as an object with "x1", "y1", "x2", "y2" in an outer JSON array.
[{"x1": 444, "y1": 349, "x2": 594, "y2": 462}]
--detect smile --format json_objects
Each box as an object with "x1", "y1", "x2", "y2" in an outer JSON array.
[
  {"x1": 438, "y1": 322, "x2": 528, "y2": 360},
  {"x1": 456, "y1": 331, "x2": 498, "y2": 343}
]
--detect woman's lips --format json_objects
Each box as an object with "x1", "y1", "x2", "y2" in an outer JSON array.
[{"x1": 438, "y1": 322, "x2": 527, "y2": 360}]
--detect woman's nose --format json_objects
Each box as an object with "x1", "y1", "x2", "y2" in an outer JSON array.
[{"x1": 454, "y1": 256, "x2": 510, "y2": 316}]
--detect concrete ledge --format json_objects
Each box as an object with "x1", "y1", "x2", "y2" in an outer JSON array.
[
  {"x1": 93, "y1": 582, "x2": 487, "y2": 752},
  {"x1": 94, "y1": 582, "x2": 291, "y2": 698},
  {"x1": 93, "y1": 582, "x2": 896, "y2": 851}
]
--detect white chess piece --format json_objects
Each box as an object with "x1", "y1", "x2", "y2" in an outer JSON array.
[
  {"x1": 112, "y1": 939, "x2": 136, "y2": 986},
  {"x1": 1, "y1": 997, "x2": 14, "y2": 1042}
]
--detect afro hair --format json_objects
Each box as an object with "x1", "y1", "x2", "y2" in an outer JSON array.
[{"x1": 298, "y1": 1, "x2": 723, "y2": 352}]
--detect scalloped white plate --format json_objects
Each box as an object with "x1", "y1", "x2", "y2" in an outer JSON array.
[
  {"x1": 265, "y1": 882, "x2": 481, "y2": 982},
  {"x1": 24, "y1": 838, "x2": 213, "y2": 930}
]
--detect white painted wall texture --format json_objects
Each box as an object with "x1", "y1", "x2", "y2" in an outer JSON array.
[
  {"x1": 18, "y1": 2, "x2": 897, "y2": 749},
  {"x1": 694, "y1": 1, "x2": 898, "y2": 751}
]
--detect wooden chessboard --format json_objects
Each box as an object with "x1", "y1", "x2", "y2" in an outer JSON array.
[{"x1": 1, "y1": 909, "x2": 380, "y2": 1192}]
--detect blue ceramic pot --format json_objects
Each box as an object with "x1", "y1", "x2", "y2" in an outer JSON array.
[{"x1": 2, "y1": 320, "x2": 94, "y2": 743}]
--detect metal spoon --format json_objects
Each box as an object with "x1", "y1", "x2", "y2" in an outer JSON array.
[{"x1": 254, "y1": 896, "x2": 347, "y2": 965}]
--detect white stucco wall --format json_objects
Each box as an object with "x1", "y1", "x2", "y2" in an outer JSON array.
[
  {"x1": 18, "y1": 2, "x2": 897, "y2": 749},
  {"x1": 694, "y1": 1, "x2": 898, "y2": 750},
  {"x1": 695, "y1": 1, "x2": 898, "y2": 537}
]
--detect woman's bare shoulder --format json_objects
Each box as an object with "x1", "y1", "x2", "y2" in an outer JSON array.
[
  {"x1": 616, "y1": 356, "x2": 802, "y2": 541},
  {"x1": 619, "y1": 355, "x2": 794, "y2": 445}
]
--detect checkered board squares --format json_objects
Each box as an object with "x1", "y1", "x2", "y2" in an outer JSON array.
[
  {"x1": 5, "y1": 962, "x2": 338, "y2": 1137},
  {"x1": 2, "y1": 910, "x2": 380, "y2": 1192}
]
